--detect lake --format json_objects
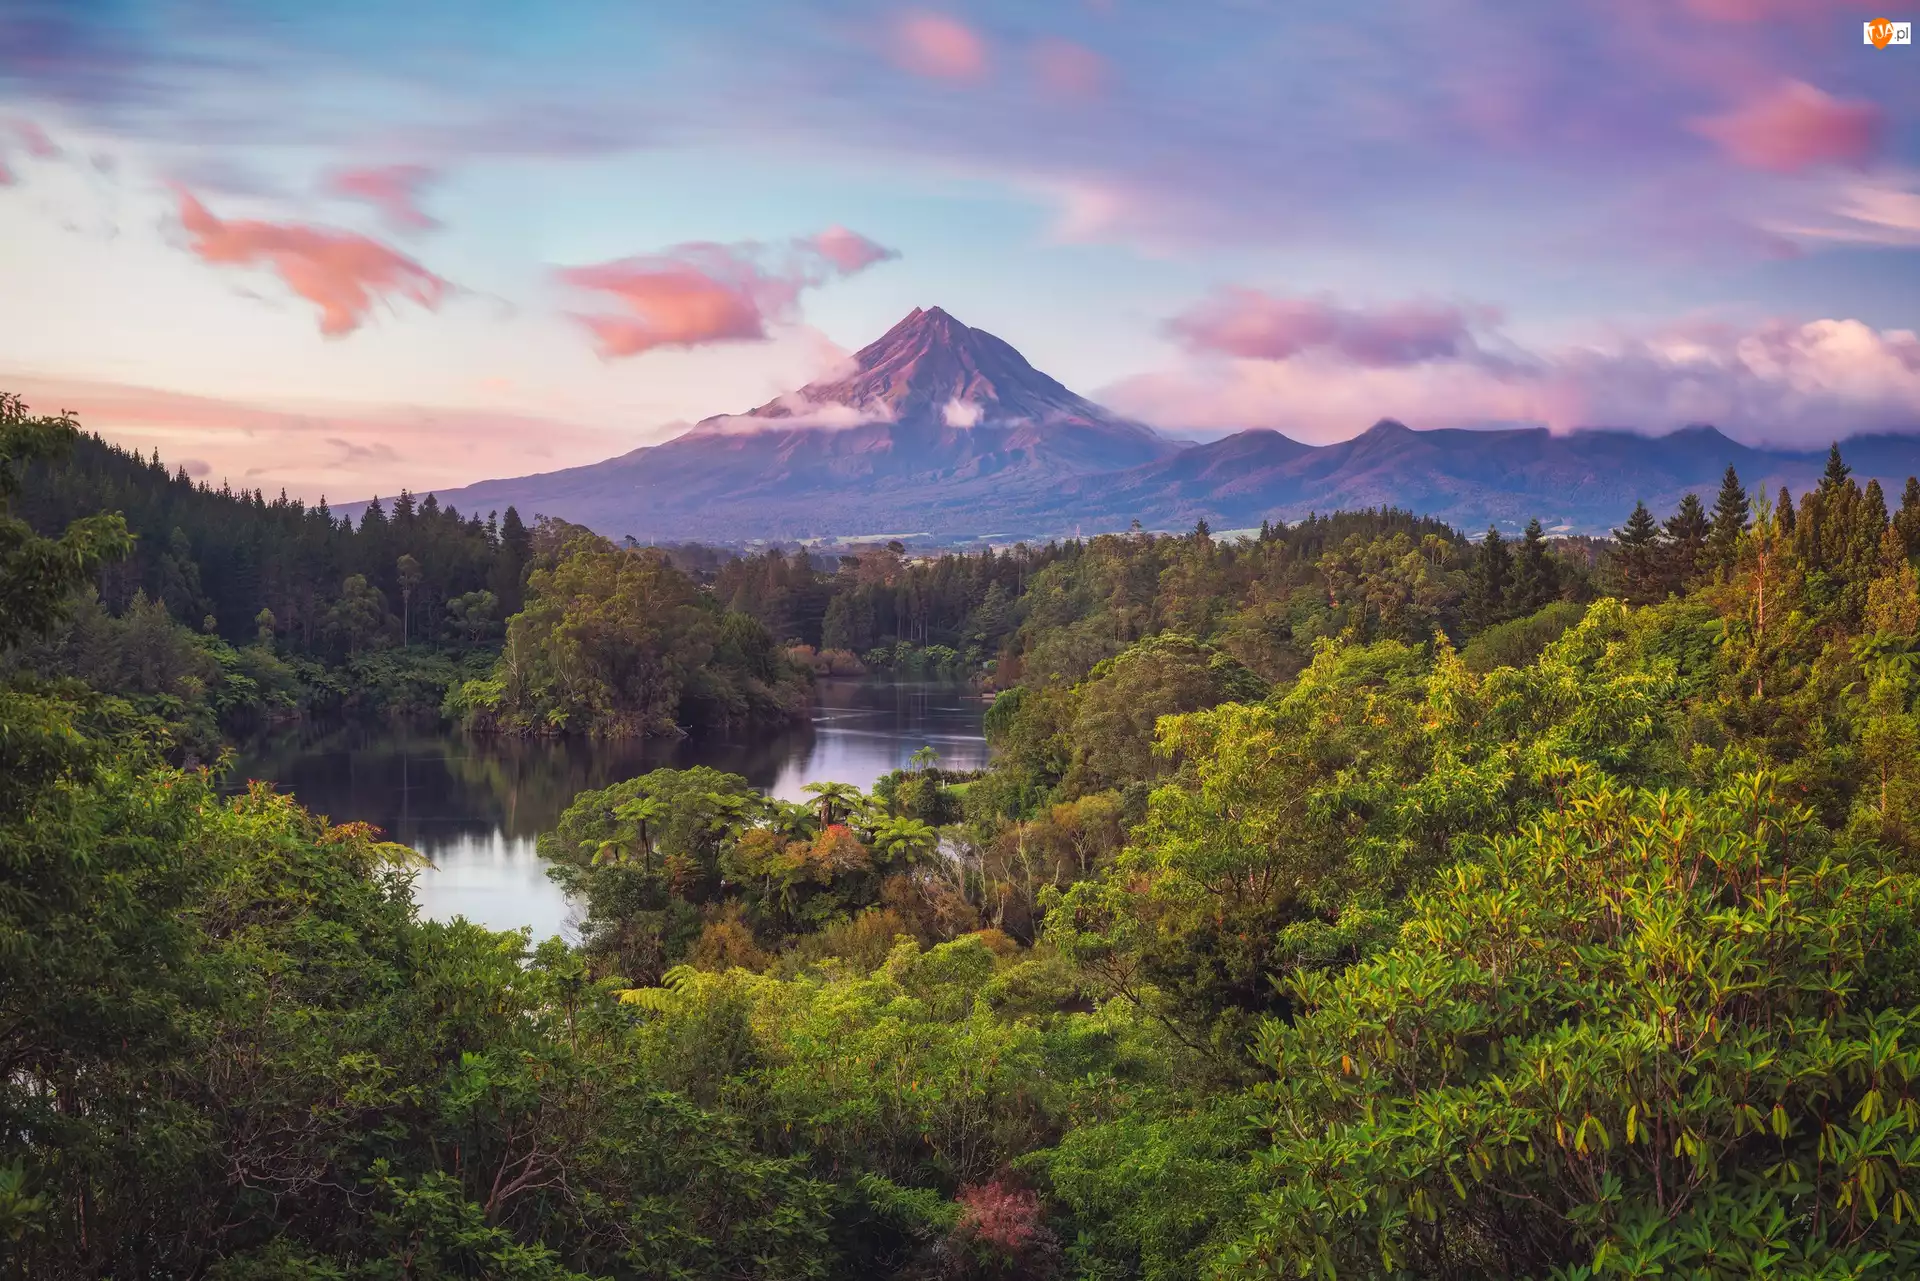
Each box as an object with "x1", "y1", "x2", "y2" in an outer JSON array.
[{"x1": 227, "y1": 680, "x2": 990, "y2": 942}]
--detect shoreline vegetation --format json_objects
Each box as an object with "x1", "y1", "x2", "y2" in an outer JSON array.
[{"x1": 12, "y1": 391, "x2": 1920, "y2": 1277}]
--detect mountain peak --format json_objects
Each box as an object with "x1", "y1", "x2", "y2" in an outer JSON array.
[
  {"x1": 737, "y1": 305, "x2": 1125, "y2": 432},
  {"x1": 873, "y1": 304, "x2": 968, "y2": 349}
]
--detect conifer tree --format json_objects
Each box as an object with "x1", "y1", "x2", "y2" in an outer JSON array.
[
  {"x1": 1898, "y1": 477, "x2": 1920, "y2": 559},
  {"x1": 1820, "y1": 442, "x2": 1852, "y2": 495},
  {"x1": 1612, "y1": 500, "x2": 1661, "y2": 604},
  {"x1": 1707, "y1": 465, "x2": 1749, "y2": 569},
  {"x1": 1509, "y1": 517, "x2": 1560, "y2": 614},
  {"x1": 1662, "y1": 493, "x2": 1710, "y2": 594},
  {"x1": 1777, "y1": 485, "x2": 1796, "y2": 537},
  {"x1": 1468, "y1": 525, "x2": 1512, "y2": 627}
]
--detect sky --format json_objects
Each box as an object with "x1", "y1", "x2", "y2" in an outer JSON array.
[{"x1": 2, "y1": 0, "x2": 1918, "y2": 502}]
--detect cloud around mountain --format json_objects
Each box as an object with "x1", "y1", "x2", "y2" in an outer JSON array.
[{"x1": 1112, "y1": 302, "x2": 1920, "y2": 449}]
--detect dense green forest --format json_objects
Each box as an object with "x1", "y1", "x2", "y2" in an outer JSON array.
[{"x1": 11, "y1": 388, "x2": 1920, "y2": 1278}]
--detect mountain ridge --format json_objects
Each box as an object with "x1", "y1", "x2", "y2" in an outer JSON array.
[{"x1": 355, "y1": 308, "x2": 1920, "y2": 541}]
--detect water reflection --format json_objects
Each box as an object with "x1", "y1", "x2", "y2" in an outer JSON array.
[{"x1": 227, "y1": 680, "x2": 990, "y2": 941}]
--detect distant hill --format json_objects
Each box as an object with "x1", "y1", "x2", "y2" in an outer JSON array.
[{"x1": 376, "y1": 307, "x2": 1920, "y2": 541}]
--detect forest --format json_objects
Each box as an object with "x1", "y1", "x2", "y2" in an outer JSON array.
[{"x1": 10, "y1": 385, "x2": 1920, "y2": 1279}]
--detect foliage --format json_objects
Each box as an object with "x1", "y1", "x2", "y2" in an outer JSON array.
[
  {"x1": 11, "y1": 408, "x2": 1920, "y2": 1279},
  {"x1": 1221, "y1": 774, "x2": 1920, "y2": 1279},
  {"x1": 458, "y1": 533, "x2": 810, "y2": 738}
]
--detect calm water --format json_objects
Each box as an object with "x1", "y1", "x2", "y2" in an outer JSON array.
[{"x1": 227, "y1": 681, "x2": 990, "y2": 942}]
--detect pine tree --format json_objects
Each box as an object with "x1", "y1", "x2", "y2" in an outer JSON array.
[
  {"x1": 1707, "y1": 465, "x2": 1749, "y2": 569},
  {"x1": 1468, "y1": 525, "x2": 1513, "y2": 627},
  {"x1": 1777, "y1": 486, "x2": 1796, "y2": 537},
  {"x1": 1509, "y1": 517, "x2": 1560, "y2": 614},
  {"x1": 1898, "y1": 477, "x2": 1920, "y2": 559},
  {"x1": 1662, "y1": 493, "x2": 1711, "y2": 594},
  {"x1": 492, "y1": 505, "x2": 532, "y2": 613},
  {"x1": 1613, "y1": 501, "x2": 1661, "y2": 604},
  {"x1": 1820, "y1": 443, "x2": 1851, "y2": 496}
]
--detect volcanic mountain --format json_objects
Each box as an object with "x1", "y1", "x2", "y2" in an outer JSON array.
[
  {"x1": 393, "y1": 308, "x2": 1920, "y2": 542},
  {"x1": 410, "y1": 306, "x2": 1182, "y2": 541}
]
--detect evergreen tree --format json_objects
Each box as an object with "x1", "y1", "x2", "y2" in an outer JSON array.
[
  {"x1": 1662, "y1": 493, "x2": 1710, "y2": 594},
  {"x1": 493, "y1": 504, "x2": 532, "y2": 612},
  {"x1": 1467, "y1": 525, "x2": 1512, "y2": 627},
  {"x1": 1612, "y1": 500, "x2": 1662, "y2": 604},
  {"x1": 1509, "y1": 517, "x2": 1560, "y2": 614},
  {"x1": 1777, "y1": 485, "x2": 1796, "y2": 537},
  {"x1": 1707, "y1": 465, "x2": 1749, "y2": 569},
  {"x1": 1820, "y1": 442, "x2": 1852, "y2": 496},
  {"x1": 1898, "y1": 477, "x2": 1920, "y2": 559}
]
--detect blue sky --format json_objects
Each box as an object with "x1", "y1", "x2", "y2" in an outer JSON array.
[{"x1": 2, "y1": 0, "x2": 1917, "y2": 499}]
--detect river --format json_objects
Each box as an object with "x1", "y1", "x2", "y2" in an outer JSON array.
[{"x1": 227, "y1": 680, "x2": 990, "y2": 942}]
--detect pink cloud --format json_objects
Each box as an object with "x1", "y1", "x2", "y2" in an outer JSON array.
[
  {"x1": 10, "y1": 119, "x2": 59, "y2": 159},
  {"x1": 807, "y1": 225, "x2": 899, "y2": 273},
  {"x1": 559, "y1": 230, "x2": 898, "y2": 359},
  {"x1": 0, "y1": 375, "x2": 616, "y2": 501},
  {"x1": 892, "y1": 12, "x2": 989, "y2": 82},
  {"x1": 1681, "y1": 0, "x2": 1864, "y2": 21},
  {"x1": 1033, "y1": 39, "x2": 1107, "y2": 99},
  {"x1": 176, "y1": 190, "x2": 447, "y2": 337},
  {"x1": 324, "y1": 163, "x2": 441, "y2": 231},
  {"x1": 1168, "y1": 289, "x2": 1487, "y2": 366},
  {"x1": 561, "y1": 248, "x2": 774, "y2": 358},
  {"x1": 1692, "y1": 81, "x2": 1882, "y2": 173}
]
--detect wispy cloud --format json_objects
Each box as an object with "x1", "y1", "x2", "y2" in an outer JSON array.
[
  {"x1": 1692, "y1": 80, "x2": 1883, "y2": 173},
  {"x1": 890, "y1": 12, "x2": 989, "y2": 82},
  {"x1": 176, "y1": 189, "x2": 447, "y2": 336},
  {"x1": 324, "y1": 162, "x2": 440, "y2": 231},
  {"x1": 557, "y1": 230, "x2": 898, "y2": 359},
  {"x1": 1168, "y1": 290, "x2": 1495, "y2": 367}
]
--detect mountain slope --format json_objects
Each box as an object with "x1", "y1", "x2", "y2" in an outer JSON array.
[
  {"x1": 387, "y1": 311, "x2": 1920, "y2": 541},
  {"x1": 407, "y1": 307, "x2": 1180, "y2": 539},
  {"x1": 1045, "y1": 421, "x2": 1801, "y2": 533}
]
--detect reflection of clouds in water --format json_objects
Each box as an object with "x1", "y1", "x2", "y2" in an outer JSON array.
[{"x1": 409, "y1": 827, "x2": 581, "y2": 945}]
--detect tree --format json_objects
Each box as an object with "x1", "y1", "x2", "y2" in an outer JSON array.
[
  {"x1": 396, "y1": 553, "x2": 423, "y2": 645},
  {"x1": 1610, "y1": 500, "x2": 1661, "y2": 604},
  {"x1": 443, "y1": 589, "x2": 498, "y2": 645},
  {"x1": 1707, "y1": 464, "x2": 1749, "y2": 569},
  {"x1": 1820, "y1": 440, "x2": 1852, "y2": 495},
  {"x1": 1065, "y1": 634, "x2": 1266, "y2": 795},
  {"x1": 597, "y1": 796, "x2": 668, "y2": 873},
  {"x1": 1508, "y1": 517, "x2": 1560, "y2": 615},
  {"x1": 0, "y1": 393, "x2": 132, "y2": 651},
  {"x1": 324, "y1": 574, "x2": 389, "y2": 656},
  {"x1": 1660, "y1": 491, "x2": 1710, "y2": 592},
  {"x1": 1467, "y1": 525, "x2": 1512, "y2": 628},
  {"x1": 1777, "y1": 483, "x2": 1796, "y2": 536},
  {"x1": 1898, "y1": 476, "x2": 1920, "y2": 559},
  {"x1": 803, "y1": 781, "x2": 864, "y2": 828},
  {"x1": 872, "y1": 816, "x2": 940, "y2": 867},
  {"x1": 1224, "y1": 774, "x2": 1920, "y2": 1279}
]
